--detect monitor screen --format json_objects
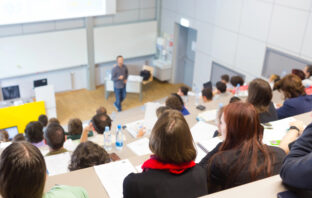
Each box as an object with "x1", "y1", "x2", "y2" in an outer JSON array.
[
  {"x1": 2, "y1": 85, "x2": 20, "y2": 100},
  {"x1": 0, "y1": 126, "x2": 19, "y2": 140}
]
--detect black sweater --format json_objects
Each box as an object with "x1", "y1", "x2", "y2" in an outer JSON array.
[
  {"x1": 123, "y1": 165, "x2": 208, "y2": 198},
  {"x1": 199, "y1": 143, "x2": 286, "y2": 193}
]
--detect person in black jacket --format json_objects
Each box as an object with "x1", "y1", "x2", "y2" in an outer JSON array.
[
  {"x1": 247, "y1": 78, "x2": 278, "y2": 123},
  {"x1": 199, "y1": 102, "x2": 285, "y2": 194},
  {"x1": 123, "y1": 110, "x2": 208, "y2": 198},
  {"x1": 280, "y1": 123, "x2": 312, "y2": 190}
]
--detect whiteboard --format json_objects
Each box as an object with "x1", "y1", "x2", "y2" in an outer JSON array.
[
  {"x1": 0, "y1": 0, "x2": 116, "y2": 25},
  {"x1": 0, "y1": 21, "x2": 157, "y2": 79},
  {"x1": 94, "y1": 21, "x2": 157, "y2": 63}
]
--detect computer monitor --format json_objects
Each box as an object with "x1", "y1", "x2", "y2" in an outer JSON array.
[
  {"x1": 2, "y1": 85, "x2": 20, "y2": 100},
  {"x1": 34, "y1": 78, "x2": 48, "y2": 88},
  {"x1": 0, "y1": 126, "x2": 19, "y2": 140}
]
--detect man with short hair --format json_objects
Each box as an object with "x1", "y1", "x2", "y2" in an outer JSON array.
[
  {"x1": 177, "y1": 86, "x2": 189, "y2": 97},
  {"x1": 216, "y1": 81, "x2": 227, "y2": 94},
  {"x1": 202, "y1": 88, "x2": 213, "y2": 103},
  {"x1": 38, "y1": 114, "x2": 48, "y2": 127},
  {"x1": 221, "y1": 74, "x2": 229, "y2": 84},
  {"x1": 111, "y1": 55, "x2": 128, "y2": 112},
  {"x1": 44, "y1": 123, "x2": 67, "y2": 156}
]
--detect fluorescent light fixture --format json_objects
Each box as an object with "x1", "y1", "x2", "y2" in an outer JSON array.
[{"x1": 180, "y1": 18, "x2": 190, "y2": 27}]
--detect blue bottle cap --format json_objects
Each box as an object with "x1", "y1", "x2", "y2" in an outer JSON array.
[{"x1": 117, "y1": 124, "x2": 122, "y2": 129}]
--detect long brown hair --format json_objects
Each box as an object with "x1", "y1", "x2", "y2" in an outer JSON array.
[
  {"x1": 274, "y1": 74, "x2": 306, "y2": 99},
  {"x1": 209, "y1": 102, "x2": 273, "y2": 187},
  {"x1": 0, "y1": 142, "x2": 46, "y2": 198},
  {"x1": 149, "y1": 110, "x2": 196, "y2": 164},
  {"x1": 247, "y1": 78, "x2": 272, "y2": 113}
]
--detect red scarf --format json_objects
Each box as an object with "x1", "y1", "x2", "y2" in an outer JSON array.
[{"x1": 141, "y1": 156, "x2": 196, "y2": 174}]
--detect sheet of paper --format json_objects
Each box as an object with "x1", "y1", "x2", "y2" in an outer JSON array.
[
  {"x1": 197, "y1": 109, "x2": 218, "y2": 122},
  {"x1": 191, "y1": 121, "x2": 217, "y2": 143},
  {"x1": 94, "y1": 159, "x2": 137, "y2": 198},
  {"x1": 45, "y1": 152, "x2": 71, "y2": 176},
  {"x1": 127, "y1": 137, "x2": 152, "y2": 156},
  {"x1": 195, "y1": 144, "x2": 207, "y2": 163},
  {"x1": 125, "y1": 119, "x2": 144, "y2": 138},
  {"x1": 136, "y1": 164, "x2": 143, "y2": 173},
  {"x1": 197, "y1": 137, "x2": 222, "y2": 153},
  {"x1": 0, "y1": 141, "x2": 11, "y2": 150},
  {"x1": 63, "y1": 139, "x2": 79, "y2": 152},
  {"x1": 143, "y1": 102, "x2": 162, "y2": 131},
  {"x1": 262, "y1": 117, "x2": 296, "y2": 146}
]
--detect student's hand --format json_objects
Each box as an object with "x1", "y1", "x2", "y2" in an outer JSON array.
[
  {"x1": 290, "y1": 120, "x2": 305, "y2": 135},
  {"x1": 80, "y1": 123, "x2": 93, "y2": 143},
  {"x1": 137, "y1": 127, "x2": 146, "y2": 138},
  {"x1": 276, "y1": 103, "x2": 283, "y2": 108},
  {"x1": 123, "y1": 79, "x2": 127, "y2": 84},
  {"x1": 118, "y1": 75, "x2": 124, "y2": 80}
]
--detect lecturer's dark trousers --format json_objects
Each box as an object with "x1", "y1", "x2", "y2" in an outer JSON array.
[{"x1": 114, "y1": 86, "x2": 126, "y2": 111}]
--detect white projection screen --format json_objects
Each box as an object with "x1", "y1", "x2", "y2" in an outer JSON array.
[{"x1": 0, "y1": 0, "x2": 116, "y2": 25}]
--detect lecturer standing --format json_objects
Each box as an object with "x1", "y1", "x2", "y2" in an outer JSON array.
[{"x1": 111, "y1": 55, "x2": 128, "y2": 112}]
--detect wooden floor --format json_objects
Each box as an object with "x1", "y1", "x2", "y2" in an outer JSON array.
[{"x1": 55, "y1": 80, "x2": 184, "y2": 125}]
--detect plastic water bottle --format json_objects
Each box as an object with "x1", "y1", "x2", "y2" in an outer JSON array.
[
  {"x1": 115, "y1": 124, "x2": 123, "y2": 150},
  {"x1": 103, "y1": 126, "x2": 112, "y2": 151},
  {"x1": 193, "y1": 83, "x2": 199, "y2": 105},
  {"x1": 235, "y1": 84, "x2": 240, "y2": 97}
]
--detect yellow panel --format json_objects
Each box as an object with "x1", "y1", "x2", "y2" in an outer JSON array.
[{"x1": 0, "y1": 101, "x2": 46, "y2": 133}]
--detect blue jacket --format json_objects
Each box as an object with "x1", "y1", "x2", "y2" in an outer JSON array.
[
  {"x1": 277, "y1": 95, "x2": 312, "y2": 119},
  {"x1": 280, "y1": 123, "x2": 312, "y2": 190},
  {"x1": 181, "y1": 106, "x2": 190, "y2": 116}
]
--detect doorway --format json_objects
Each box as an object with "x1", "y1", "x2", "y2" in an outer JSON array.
[{"x1": 172, "y1": 23, "x2": 197, "y2": 87}]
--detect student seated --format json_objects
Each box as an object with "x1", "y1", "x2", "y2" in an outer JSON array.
[
  {"x1": 292, "y1": 69, "x2": 305, "y2": 80},
  {"x1": 38, "y1": 114, "x2": 48, "y2": 128},
  {"x1": 80, "y1": 113, "x2": 112, "y2": 142},
  {"x1": 221, "y1": 74, "x2": 229, "y2": 85},
  {"x1": 66, "y1": 118, "x2": 93, "y2": 140},
  {"x1": 123, "y1": 110, "x2": 208, "y2": 198},
  {"x1": 230, "y1": 75, "x2": 244, "y2": 87},
  {"x1": 213, "y1": 81, "x2": 229, "y2": 99},
  {"x1": 274, "y1": 74, "x2": 312, "y2": 119},
  {"x1": 280, "y1": 123, "x2": 312, "y2": 191},
  {"x1": 177, "y1": 86, "x2": 189, "y2": 97},
  {"x1": 199, "y1": 102, "x2": 285, "y2": 194},
  {"x1": 96, "y1": 106, "x2": 107, "y2": 115},
  {"x1": 156, "y1": 106, "x2": 170, "y2": 118},
  {"x1": 247, "y1": 78, "x2": 278, "y2": 123},
  {"x1": 165, "y1": 94, "x2": 190, "y2": 116},
  {"x1": 0, "y1": 130, "x2": 9, "y2": 142},
  {"x1": 68, "y1": 141, "x2": 111, "y2": 171},
  {"x1": 25, "y1": 121, "x2": 45, "y2": 148},
  {"x1": 0, "y1": 142, "x2": 88, "y2": 198},
  {"x1": 13, "y1": 133, "x2": 26, "y2": 142},
  {"x1": 44, "y1": 123, "x2": 68, "y2": 156},
  {"x1": 202, "y1": 87, "x2": 213, "y2": 103},
  {"x1": 302, "y1": 65, "x2": 312, "y2": 87},
  {"x1": 229, "y1": 96, "x2": 241, "y2": 103},
  {"x1": 48, "y1": 117, "x2": 60, "y2": 125}
]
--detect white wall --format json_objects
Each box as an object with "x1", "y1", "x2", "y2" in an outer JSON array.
[
  {"x1": 160, "y1": 0, "x2": 312, "y2": 86},
  {"x1": 0, "y1": 0, "x2": 157, "y2": 99}
]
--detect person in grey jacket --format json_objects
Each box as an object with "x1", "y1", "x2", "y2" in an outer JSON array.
[{"x1": 111, "y1": 55, "x2": 128, "y2": 112}]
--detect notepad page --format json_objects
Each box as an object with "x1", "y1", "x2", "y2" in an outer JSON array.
[
  {"x1": 195, "y1": 144, "x2": 207, "y2": 163},
  {"x1": 197, "y1": 137, "x2": 222, "y2": 153},
  {"x1": 143, "y1": 102, "x2": 162, "y2": 131},
  {"x1": 197, "y1": 109, "x2": 218, "y2": 122},
  {"x1": 127, "y1": 137, "x2": 152, "y2": 156},
  {"x1": 45, "y1": 152, "x2": 71, "y2": 176},
  {"x1": 191, "y1": 121, "x2": 217, "y2": 143},
  {"x1": 94, "y1": 159, "x2": 137, "y2": 198},
  {"x1": 125, "y1": 119, "x2": 144, "y2": 138}
]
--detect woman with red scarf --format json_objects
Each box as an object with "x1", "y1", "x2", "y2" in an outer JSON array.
[{"x1": 123, "y1": 110, "x2": 208, "y2": 198}]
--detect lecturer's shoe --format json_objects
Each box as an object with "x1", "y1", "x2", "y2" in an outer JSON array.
[{"x1": 114, "y1": 103, "x2": 121, "y2": 112}]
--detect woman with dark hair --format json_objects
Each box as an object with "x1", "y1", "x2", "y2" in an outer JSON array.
[
  {"x1": 274, "y1": 74, "x2": 312, "y2": 119},
  {"x1": 69, "y1": 141, "x2": 111, "y2": 171},
  {"x1": 0, "y1": 142, "x2": 88, "y2": 198},
  {"x1": 123, "y1": 110, "x2": 208, "y2": 198},
  {"x1": 247, "y1": 78, "x2": 277, "y2": 123},
  {"x1": 199, "y1": 102, "x2": 285, "y2": 193},
  {"x1": 292, "y1": 69, "x2": 305, "y2": 80}
]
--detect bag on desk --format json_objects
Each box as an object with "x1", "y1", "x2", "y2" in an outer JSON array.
[{"x1": 140, "y1": 70, "x2": 151, "y2": 81}]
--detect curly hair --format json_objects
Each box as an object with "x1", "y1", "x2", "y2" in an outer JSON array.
[{"x1": 68, "y1": 141, "x2": 111, "y2": 171}]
